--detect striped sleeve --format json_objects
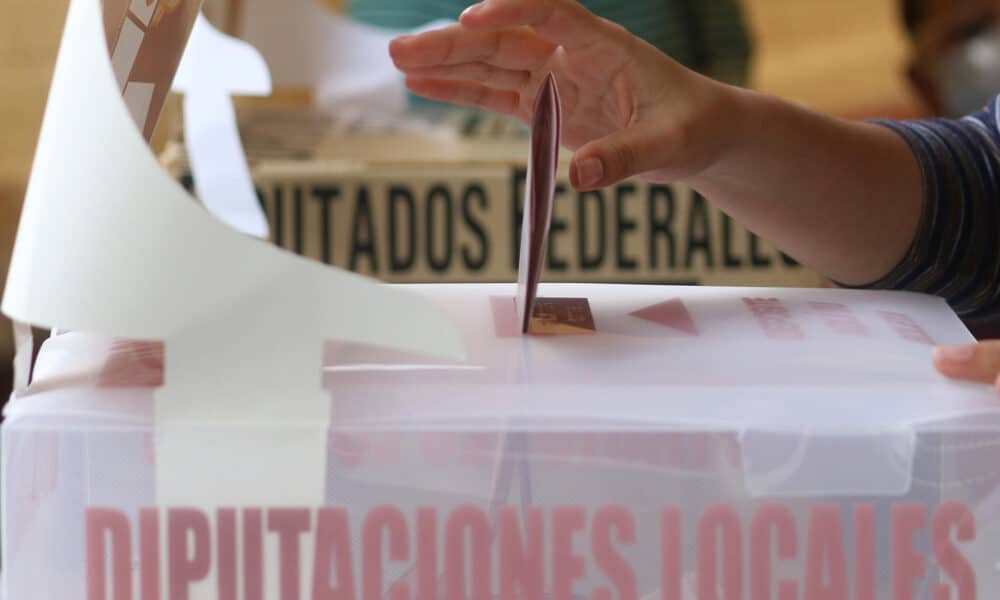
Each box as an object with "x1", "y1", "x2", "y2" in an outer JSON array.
[{"x1": 859, "y1": 96, "x2": 1000, "y2": 321}]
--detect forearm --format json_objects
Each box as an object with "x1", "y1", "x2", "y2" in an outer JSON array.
[
  {"x1": 686, "y1": 87, "x2": 924, "y2": 286},
  {"x1": 390, "y1": 0, "x2": 1000, "y2": 320}
]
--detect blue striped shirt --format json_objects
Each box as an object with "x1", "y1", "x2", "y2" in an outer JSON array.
[{"x1": 866, "y1": 96, "x2": 1000, "y2": 323}]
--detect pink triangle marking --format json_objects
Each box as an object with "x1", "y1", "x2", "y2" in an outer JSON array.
[{"x1": 630, "y1": 299, "x2": 698, "y2": 336}]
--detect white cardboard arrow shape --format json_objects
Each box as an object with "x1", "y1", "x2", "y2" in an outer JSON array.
[{"x1": 173, "y1": 13, "x2": 271, "y2": 238}]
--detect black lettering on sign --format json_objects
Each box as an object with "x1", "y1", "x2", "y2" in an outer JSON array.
[
  {"x1": 256, "y1": 186, "x2": 267, "y2": 217},
  {"x1": 749, "y1": 233, "x2": 772, "y2": 269},
  {"x1": 615, "y1": 183, "x2": 639, "y2": 271},
  {"x1": 548, "y1": 183, "x2": 569, "y2": 272},
  {"x1": 648, "y1": 185, "x2": 676, "y2": 270},
  {"x1": 273, "y1": 185, "x2": 285, "y2": 248},
  {"x1": 685, "y1": 192, "x2": 714, "y2": 269},
  {"x1": 578, "y1": 190, "x2": 606, "y2": 271},
  {"x1": 781, "y1": 252, "x2": 800, "y2": 267},
  {"x1": 388, "y1": 186, "x2": 416, "y2": 272},
  {"x1": 293, "y1": 186, "x2": 304, "y2": 255},
  {"x1": 312, "y1": 186, "x2": 340, "y2": 265},
  {"x1": 510, "y1": 168, "x2": 527, "y2": 269},
  {"x1": 722, "y1": 213, "x2": 742, "y2": 269},
  {"x1": 249, "y1": 178, "x2": 804, "y2": 281},
  {"x1": 255, "y1": 185, "x2": 271, "y2": 242},
  {"x1": 461, "y1": 184, "x2": 490, "y2": 271},
  {"x1": 349, "y1": 187, "x2": 378, "y2": 272},
  {"x1": 426, "y1": 185, "x2": 453, "y2": 273}
]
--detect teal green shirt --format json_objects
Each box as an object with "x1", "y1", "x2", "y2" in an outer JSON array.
[{"x1": 349, "y1": 0, "x2": 752, "y2": 85}]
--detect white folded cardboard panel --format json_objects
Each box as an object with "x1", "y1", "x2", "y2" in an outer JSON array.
[
  {"x1": 2, "y1": 0, "x2": 464, "y2": 510},
  {"x1": 173, "y1": 13, "x2": 272, "y2": 238}
]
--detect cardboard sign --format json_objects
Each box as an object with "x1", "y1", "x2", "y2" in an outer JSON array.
[
  {"x1": 242, "y1": 165, "x2": 824, "y2": 286},
  {"x1": 161, "y1": 104, "x2": 825, "y2": 287},
  {"x1": 102, "y1": 0, "x2": 202, "y2": 139}
]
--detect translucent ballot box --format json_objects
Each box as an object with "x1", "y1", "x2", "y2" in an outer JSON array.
[{"x1": 5, "y1": 284, "x2": 1000, "y2": 600}]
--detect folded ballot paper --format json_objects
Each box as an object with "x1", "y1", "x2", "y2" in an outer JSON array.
[{"x1": 6, "y1": 1, "x2": 1000, "y2": 600}]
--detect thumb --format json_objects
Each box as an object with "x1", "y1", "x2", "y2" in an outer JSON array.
[
  {"x1": 569, "y1": 125, "x2": 669, "y2": 190},
  {"x1": 933, "y1": 340, "x2": 1000, "y2": 385}
]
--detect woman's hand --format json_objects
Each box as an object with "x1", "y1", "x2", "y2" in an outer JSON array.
[
  {"x1": 934, "y1": 342, "x2": 1000, "y2": 393},
  {"x1": 389, "y1": 0, "x2": 738, "y2": 190},
  {"x1": 390, "y1": 0, "x2": 924, "y2": 288}
]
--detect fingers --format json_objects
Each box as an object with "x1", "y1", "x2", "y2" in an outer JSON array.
[
  {"x1": 402, "y1": 63, "x2": 532, "y2": 91},
  {"x1": 570, "y1": 124, "x2": 674, "y2": 190},
  {"x1": 460, "y1": 0, "x2": 616, "y2": 51},
  {"x1": 933, "y1": 341, "x2": 1000, "y2": 385},
  {"x1": 390, "y1": 26, "x2": 556, "y2": 72},
  {"x1": 404, "y1": 76, "x2": 521, "y2": 115}
]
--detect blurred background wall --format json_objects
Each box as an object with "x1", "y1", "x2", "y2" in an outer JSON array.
[
  {"x1": 746, "y1": 0, "x2": 917, "y2": 118},
  {"x1": 0, "y1": 0, "x2": 71, "y2": 397},
  {"x1": 0, "y1": 0, "x2": 921, "y2": 399}
]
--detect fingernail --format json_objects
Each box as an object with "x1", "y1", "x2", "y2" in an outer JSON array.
[
  {"x1": 572, "y1": 157, "x2": 604, "y2": 188},
  {"x1": 461, "y1": 2, "x2": 484, "y2": 19},
  {"x1": 390, "y1": 34, "x2": 417, "y2": 55},
  {"x1": 934, "y1": 345, "x2": 976, "y2": 363}
]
